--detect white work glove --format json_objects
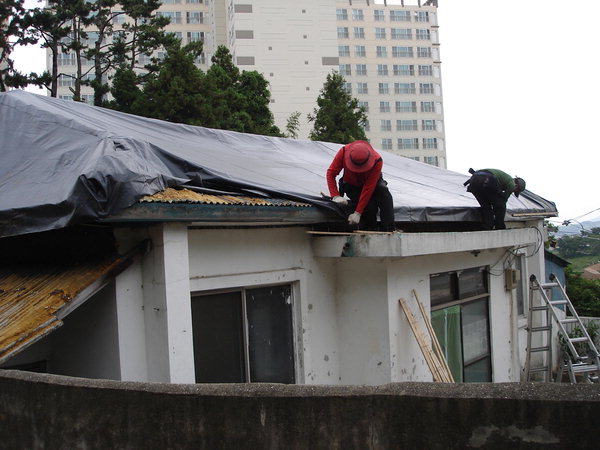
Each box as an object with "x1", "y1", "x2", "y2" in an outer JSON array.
[
  {"x1": 332, "y1": 195, "x2": 348, "y2": 206},
  {"x1": 348, "y1": 212, "x2": 361, "y2": 225}
]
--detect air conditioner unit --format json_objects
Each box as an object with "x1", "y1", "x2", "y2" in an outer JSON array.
[{"x1": 505, "y1": 269, "x2": 521, "y2": 290}]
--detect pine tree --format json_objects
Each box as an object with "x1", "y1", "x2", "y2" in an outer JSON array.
[{"x1": 308, "y1": 71, "x2": 367, "y2": 144}]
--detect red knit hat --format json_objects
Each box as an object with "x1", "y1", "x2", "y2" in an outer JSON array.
[{"x1": 344, "y1": 141, "x2": 377, "y2": 173}]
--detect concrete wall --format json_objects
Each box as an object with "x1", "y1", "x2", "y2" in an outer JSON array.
[{"x1": 1, "y1": 370, "x2": 598, "y2": 449}]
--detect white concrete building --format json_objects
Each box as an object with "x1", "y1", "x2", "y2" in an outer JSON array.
[{"x1": 51, "y1": 0, "x2": 446, "y2": 166}]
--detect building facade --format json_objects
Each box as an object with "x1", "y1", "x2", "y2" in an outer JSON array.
[{"x1": 51, "y1": 0, "x2": 446, "y2": 166}]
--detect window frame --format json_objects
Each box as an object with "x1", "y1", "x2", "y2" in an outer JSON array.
[{"x1": 190, "y1": 268, "x2": 306, "y2": 384}]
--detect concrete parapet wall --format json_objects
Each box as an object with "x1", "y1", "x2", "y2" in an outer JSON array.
[{"x1": 1, "y1": 370, "x2": 599, "y2": 449}]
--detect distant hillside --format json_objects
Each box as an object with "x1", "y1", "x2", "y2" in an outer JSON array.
[{"x1": 555, "y1": 220, "x2": 600, "y2": 237}]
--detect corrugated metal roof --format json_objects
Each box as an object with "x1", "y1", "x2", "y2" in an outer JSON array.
[
  {"x1": 140, "y1": 188, "x2": 313, "y2": 207},
  {"x1": 0, "y1": 255, "x2": 130, "y2": 365}
]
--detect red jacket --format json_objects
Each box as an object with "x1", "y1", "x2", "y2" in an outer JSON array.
[{"x1": 326, "y1": 146, "x2": 382, "y2": 214}]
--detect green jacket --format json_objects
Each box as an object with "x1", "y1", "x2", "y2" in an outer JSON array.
[{"x1": 483, "y1": 169, "x2": 515, "y2": 201}]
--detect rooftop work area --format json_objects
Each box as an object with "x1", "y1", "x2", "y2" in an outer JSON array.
[{"x1": 0, "y1": 91, "x2": 556, "y2": 237}]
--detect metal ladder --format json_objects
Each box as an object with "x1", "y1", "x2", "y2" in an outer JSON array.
[{"x1": 526, "y1": 273, "x2": 600, "y2": 383}]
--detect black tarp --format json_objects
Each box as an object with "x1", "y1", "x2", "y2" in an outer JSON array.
[{"x1": 0, "y1": 91, "x2": 556, "y2": 237}]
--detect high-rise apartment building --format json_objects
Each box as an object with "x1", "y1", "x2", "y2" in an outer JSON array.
[{"x1": 52, "y1": 0, "x2": 445, "y2": 167}]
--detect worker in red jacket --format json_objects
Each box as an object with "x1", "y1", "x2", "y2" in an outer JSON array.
[{"x1": 326, "y1": 140, "x2": 395, "y2": 231}]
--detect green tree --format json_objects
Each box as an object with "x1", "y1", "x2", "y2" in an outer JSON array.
[
  {"x1": 307, "y1": 71, "x2": 367, "y2": 144},
  {"x1": 24, "y1": 0, "x2": 92, "y2": 98},
  {"x1": 545, "y1": 220, "x2": 559, "y2": 249},
  {"x1": 565, "y1": 266, "x2": 600, "y2": 317},
  {"x1": 284, "y1": 111, "x2": 301, "y2": 139},
  {"x1": 200, "y1": 45, "x2": 280, "y2": 135},
  {"x1": 556, "y1": 229, "x2": 600, "y2": 259},
  {"x1": 106, "y1": 65, "x2": 141, "y2": 113},
  {"x1": 0, "y1": 0, "x2": 37, "y2": 91},
  {"x1": 84, "y1": 0, "x2": 168, "y2": 106},
  {"x1": 130, "y1": 40, "x2": 205, "y2": 124}
]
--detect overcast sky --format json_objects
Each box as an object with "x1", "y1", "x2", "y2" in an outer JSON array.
[
  {"x1": 436, "y1": 0, "x2": 600, "y2": 226},
  {"x1": 12, "y1": 0, "x2": 600, "y2": 225}
]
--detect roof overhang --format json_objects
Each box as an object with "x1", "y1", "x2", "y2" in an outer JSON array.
[{"x1": 311, "y1": 227, "x2": 542, "y2": 258}]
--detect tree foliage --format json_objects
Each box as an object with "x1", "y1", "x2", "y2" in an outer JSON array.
[
  {"x1": 555, "y1": 228, "x2": 600, "y2": 259},
  {"x1": 109, "y1": 44, "x2": 281, "y2": 136},
  {"x1": 566, "y1": 266, "x2": 600, "y2": 317},
  {"x1": 284, "y1": 111, "x2": 301, "y2": 139},
  {"x1": 0, "y1": 0, "x2": 37, "y2": 91},
  {"x1": 308, "y1": 71, "x2": 367, "y2": 144}
]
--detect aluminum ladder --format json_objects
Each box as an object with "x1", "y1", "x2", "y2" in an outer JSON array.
[{"x1": 527, "y1": 273, "x2": 600, "y2": 383}]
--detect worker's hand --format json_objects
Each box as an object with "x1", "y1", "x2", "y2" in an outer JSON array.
[
  {"x1": 332, "y1": 196, "x2": 348, "y2": 206},
  {"x1": 348, "y1": 212, "x2": 361, "y2": 225}
]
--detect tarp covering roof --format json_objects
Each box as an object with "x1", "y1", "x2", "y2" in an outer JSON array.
[{"x1": 0, "y1": 91, "x2": 556, "y2": 237}]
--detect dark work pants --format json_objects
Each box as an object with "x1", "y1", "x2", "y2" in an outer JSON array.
[
  {"x1": 340, "y1": 176, "x2": 395, "y2": 231},
  {"x1": 467, "y1": 172, "x2": 507, "y2": 230}
]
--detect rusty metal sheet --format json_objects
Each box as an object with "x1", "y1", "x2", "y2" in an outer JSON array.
[
  {"x1": 0, "y1": 255, "x2": 129, "y2": 365},
  {"x1": 140, "y1": 187, "x2": 312, "y2": 207}
]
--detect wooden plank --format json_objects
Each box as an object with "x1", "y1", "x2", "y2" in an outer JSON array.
[
  {"x1": 306, "y1": 231, "x2": 354, "y2": 236},
  {"x1": 399, "y1": 298, "x2": 447, "y2": 382},
  {"x1": 413, "y1": 290, "x2": 455, "y2": 383}
]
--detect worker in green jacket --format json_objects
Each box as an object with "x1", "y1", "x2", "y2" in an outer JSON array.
[{"x1": 464, "y1": 168, "x2": 526, "y2": 230}]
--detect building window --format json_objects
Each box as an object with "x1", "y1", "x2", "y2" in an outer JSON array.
[
  {"x1": 352, "y1": 9, "x2": 364, "y2": 21},
  {"x1": 417, "y1": 46, "x2": 432, "y2": 58},
  {"x1": 186, "y1": 11, "x2": 203, "y2": 24},
  {"x1": 422, "y1": 119, "x2": 436, "y2": 131},
  {"x1": 380, "y1": 101, "x2": 390, "y2": 113},
  {"x1": 358, "y1": 101, "x2": 369, "y2": 112},
  {"x1": 420, "y1": 83, "x2": 434, "y2": 94},
  {"x1": 374, "y1": 10, "x2": 385, "y2": 22},
  {"x1": 376, "y1": 46, "x2": 387, "y2": 57},
  {"x1": 398, "y1": 138, "x2": 419, "y2": 149},
  {"x1": 416, "y1": 29, "x2": 431, "y2": 40},
  {"x1": 396, "y1": 101, "x2": 417, "y2": 113},
  {"x1": 394, "y1": 64, "x2": 414, "y2": 76},
  {"x1": 391, "y1": 28, "x2": 412, "y2": 40},
  {"x1": 377, "y1": 64, "x2": 389, "y2": 76},
  {"x1": 392, "y1": 46, "x2": 413, "y2": 58},
  {"x1": 397, "y1": 120, "x2": 418, "y2": 131},
  {"x1": 416, "y1": 11, "x2": 430, "y2": 23},
  {"x1": 378, "y1": 83, "x2": 389, "y2": 94},
  {"x1": 187, "y1": 31, "x2": 205, "y2": 43},
  {"x1": 422, "y1": 138, "x2": 438, "y2": 149},
  {"x1": 57, "y1": 53, "x2": 76, "y2": 66},
  {"x1": 424, "y1": 156, "x2": 439, "y2": 166},
  {"x1": 338, "y1": 64, "x2": 351, "y2": 76},
  {"x1": 354, "y1": 27, "x2": 365, "y2": 39},
  {"x1": 375, "y1": 27, "x2": 386, "y2": 39},
  {"x1": 380, "y1": 119, "x2": 392, "y2": 132},
  {"x1": 395, "y1": 82, "x2": 415, "y2": 94},
  {"x1": 355, "y1": 64, "x2": 367, "y2": 76},
  {"x1": 357, "y1": 82, "x2": 368, "y2": 94},
  {"x1": 338, "y1": 45, "x2": 350, "y2": 57},
  {"x1": 390, "y1": 10, "x2": 411, "y2": 22},
  {"x1": 157, "y1": 11, "x2": 182, "y2": 24},
  {"x1": 191, "y1": 284, "x2": 296, "y2": 384},
  {"x1": 355, "y1": 45, "x2": 366, "y2": 57},
  {"x1": 337, "y1": 27, "x2": 349, "y2": 39},
  {"x1": 344, "y1": 82, "x2": 352, "y2": 94},
  {"x1": 112, "y1": 12, "x2": 126, "y2": 25},
  {"x1": 421, "y1": 101, "x2": 435, "y2": 112},
  {"x1": 381, "y1": 138, "x2": 393, "y2": 150},
  {"x1": 186, "y1": 0, "x2": 203, "y2": 3},
  {"x1": 418, "y1": 65, "x2": 433, "y2": 76},
  {"x1": 364, "y1": 120, "x2": 370, "y2": 131},
  {"x1": 430, "y1": 267, "x2": 491, "y2": 382},
  {"x1": 337, "y1": 8, "x2": 348, "y2": 21}
]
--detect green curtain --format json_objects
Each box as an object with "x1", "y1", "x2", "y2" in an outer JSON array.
[{"x1": 431, "y1": 306, "x2": 463, "y2": 382}]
